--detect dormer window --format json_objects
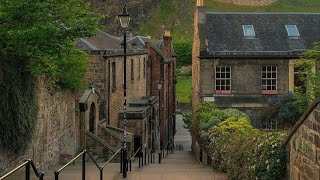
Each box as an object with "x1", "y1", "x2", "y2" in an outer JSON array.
[
  {"x1": 285, "y1": 25, "x2": 300, "y2": 37},
  {"x1": 242, "y1": 25, "x2": 255, "y2": 37}
]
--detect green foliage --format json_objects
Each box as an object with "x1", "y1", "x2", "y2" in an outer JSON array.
[
  {"x1": 0, "y1": 58, "x2": 37, "y2": 152},
  {"x1": 297, "y1": 43, "x2": 320, "y2": 102},
  {"x1": 0, "y1": 0, "x2": 102, "y2": 90},
  {"x1": 0, "y1": 0, "x2": 101, "y2": 152},
  {"x1": 210, "y1": 127, "x2": 287, "y2": 180},
  {"x1": 176, "y1": 76, "x2": 192, "y2": 103},
  {"x1": 195, "y1": 102, "x2": 248, "y2": 142},
  {"x1": 174, "y1": 42, "x2": 192, "y2": 67},
  {"x1": 212, "y1": 117, "x2": 256, "y2": 136},
  {"x1": 264, "y1": 93, "x2": 308, "y2": 126},
  {"x1": 182, "y1": 112, "x2": 192, "y2": 132}
]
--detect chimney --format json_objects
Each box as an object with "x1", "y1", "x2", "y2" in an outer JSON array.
[
  {"x1": 197, "y1": 0, "x2": 203, "y2": 6},
  {"x1": 163, "y1": 30, "x2": 172, "y2": 58}
]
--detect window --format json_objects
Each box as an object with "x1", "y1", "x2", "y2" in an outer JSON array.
[
  {"x1": 242, "y1": 25, "x2": 256, "y2": 37},
  {"x1": 285, "y1": 25, "x2": 300, "y2": 37},
  {"x1": 131, "y1": 59, "x2": 134, "y2": 81},
  {"x1": 215, "y1": 66, "x2": 231, "y2": 94},
  {"x1": 143, "y1": 58, "x2": 146, "y2": 78},
  {"x1": 112, "y1": 62, "x2": 116, "y2": 90},
  {"x1": 261, "y1": 119, "x2": 278, "y2": 130},
  {"x1": 138, "y1": 59, "x2": 141, "y2": 80},
  {"x1": 262, "y1": 66, "x2": 277, "y2": 94}
]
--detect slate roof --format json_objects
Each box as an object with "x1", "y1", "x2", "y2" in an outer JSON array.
[
  {"x1": 206, "y1": 13, "x2": 320, "y2": 56},
  {"x1": 78, "y1": 31, "x2": 133, "y2": 51}
]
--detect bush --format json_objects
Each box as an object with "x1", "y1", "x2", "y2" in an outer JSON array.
[
  {"x1": 209, "y1": 123, "x2": 287, "y2": 180},
  {"x1": 264, "y1": 93, "x2": 308, "y2": 126},
  {"x1": 195, "y1": 103, "x2": 248, "y2": 142},
  {"x1": 174, "y1": 42, "x2": 192, "y2": 67}
]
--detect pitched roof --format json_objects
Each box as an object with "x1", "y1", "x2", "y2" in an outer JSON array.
[
  {"x1": 78, "y1": 31, "x2": 133, "y2": 51},
  {"x1": 206, "y1": 13, "x2": 320, "y2": 55}
]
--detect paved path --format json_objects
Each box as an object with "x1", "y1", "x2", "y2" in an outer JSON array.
[
  {"x1": 174, "y1": 114, "x2": 192, "y2": 151},
  {"x1": 3, "y1": 115, "x2": 228, "y2": 179}
]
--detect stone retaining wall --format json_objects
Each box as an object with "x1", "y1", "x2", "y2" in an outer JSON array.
[
  {"x1": 286, "y1": 101, "x2": 320, "y2": 179},
  {"x1": 0, "y1": 79, "x2": 79, "y2": 175}
]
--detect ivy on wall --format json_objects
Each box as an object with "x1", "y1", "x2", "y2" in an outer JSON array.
[
  {"x1": 0, "y1": 0, "x2": 102, "y2": 152},
  {"x1": 0, "y1": 58, "x2": 37, "y2": 152}
]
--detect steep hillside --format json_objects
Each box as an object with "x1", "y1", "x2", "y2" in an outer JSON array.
[
  {"x1": 138, "y1": 0, "x2": 320, "y2": 43},
  {"x1": 87, "y1": 0, "x2": 161, "y2": 35}
]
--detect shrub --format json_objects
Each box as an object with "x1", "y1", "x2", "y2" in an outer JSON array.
[
  {"x1": 174, "y1": 42, "x2": 192, "y2": 67},
  {"x1": 209, "y1": 125, "x2": 287, "y2": 180}
]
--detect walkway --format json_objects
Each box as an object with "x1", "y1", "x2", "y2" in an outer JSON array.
[{"x1": 3, "y1": 114, "x2": 228, "y2": 179}]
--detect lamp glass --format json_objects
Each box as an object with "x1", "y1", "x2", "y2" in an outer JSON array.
[
  {"x1": 118, "y1": 6, "x2": 131, "y2": 29},
  {"x1": 158, "y1": 82, "x2": 162, "y2": 90}
]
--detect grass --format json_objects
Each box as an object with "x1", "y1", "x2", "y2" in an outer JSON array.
[
  {"x1": 176, "y1": 76, "x2": 192, "y2": 103},
  {"x1": 137, "y1": 0, "x2": 320, "y2": 44}
]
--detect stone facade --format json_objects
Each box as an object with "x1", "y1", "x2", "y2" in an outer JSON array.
[
  {"x1": 145, "y1": 31, "x2": 177, "y2": 150},
  {"x1": 286, "y1": 100, "x2": 320, "y2": 180},
  {"x1": 0, "y1": 79, "x2": 78, "y2": 175},
  {"x1": 213, "y1": 0, "x2": 277, "y2": 6}
]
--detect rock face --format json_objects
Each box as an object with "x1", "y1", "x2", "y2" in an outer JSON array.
[
  {"x1": 211, "y1": 0, "x2": 277, "y2": 6},
  {"x1": 87, "y1": 0, "x2": 161, "y2": 35}
]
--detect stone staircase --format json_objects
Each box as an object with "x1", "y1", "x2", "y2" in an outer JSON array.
[{"x1": 128, "y1": 151, "x2": 228, "y2": 180}]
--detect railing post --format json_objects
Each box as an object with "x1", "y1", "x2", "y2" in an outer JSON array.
[
  {"x1": 138, "y1": 155, "x2": 141, "y2": 167},
  {"x1": 129, "y1": 160, "x2": 132, "y2": 171},
  {"x1": 144, "y1": 149, "x2": 147, "y2": 165},
  {"x1": 159, "y1": 150, "x2": 161, "y2": 164},
  {"x1": 82, "y1": 151, "x2": 86, "y2": 180},
  {"x1": 54, "y1": 171, "x2": 59, "y2": 180},
  {"x1": 100, "y1": 168, "x2": 103, "y2": 180},
  {"x1": 148, "y1": 153, "x2": 150, "y2": 164},
  {"x1": 120, "y1": 149, "x2": 123, "y2": 173},
  {"x1": 25, "y1": 160, "x2": 30, "y2": 180},
  {"x1": 122, "y1": 148, "x2": 127, "y2": 178},
  {"x1": 39, "y1": 172, "x2": 44, "y2": 180},
  {"x1": 141, "y1": 151, "x2": 144, "y2": 167}
]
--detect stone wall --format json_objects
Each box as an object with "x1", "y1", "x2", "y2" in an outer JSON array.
[
  {"x1": 212, "y1": 0, "x2": 277, "y2": 6},
  {"x1": 286, "y1": 101, "x2": 320, "y2": 180},
  {"x1": 0, "y1": 79, "x2": 78, "y2": 175}
]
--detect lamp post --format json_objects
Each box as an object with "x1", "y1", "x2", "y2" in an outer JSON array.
[
  {"x1": 118, "y1": 5, "x2": 130, "y2": 179},
  {"x1": 157, "y1": 81, "x2": 162, "y2": 164}
]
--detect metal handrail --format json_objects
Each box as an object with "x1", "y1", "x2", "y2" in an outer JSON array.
[
  {"x1": 54, "y1": 150, "x2": 101, "y2": 180},
  {"x1": 0, "y1": 160, "x2": 44, "y2": 180},
  {"x1": 101, "y1": 147, "x2": 122, "y2": 169},
  {"x1": 130, "y1": 147, "x2": 141, "y2": 161}
]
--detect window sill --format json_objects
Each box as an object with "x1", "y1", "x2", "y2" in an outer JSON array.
[
  {"x1": 215, "y1": 90, "x2": 232, "y2": 94},
  {"x1": 262, "y1": 90, "x2": 278, "y2": 95}
]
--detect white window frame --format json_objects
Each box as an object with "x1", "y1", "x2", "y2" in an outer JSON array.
[
  {"x1": 261, "y1": 66, "x2": 277, "y2": 94},
  {"x1": 215, "y1": 66, "x2": 231, "y2": 94},
  {"x1": 242, "y1": 25, "x2": 256, "y2": 37},
  {"x1": 285, "y1": 25, "x2": 300, "y2": 37}
]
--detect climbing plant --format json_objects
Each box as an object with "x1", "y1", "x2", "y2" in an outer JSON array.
[{"x1": 0, "y1": 0, "x2": 102, "y2": 152}]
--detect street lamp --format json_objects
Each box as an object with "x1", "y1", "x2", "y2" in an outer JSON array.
[
  {"x1": 118, "y1": 5, "x2": 130, "y2": 178},
  {"x1": 157, "y1": 81, "x2": 162, "y2": 163}
]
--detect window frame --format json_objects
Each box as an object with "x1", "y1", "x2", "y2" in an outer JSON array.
[
  {"x1": 285, "y1": 25, "x2": 300, "y2": 37},
  {"x1": 111, "y1": 61, "x2": 116, "y2": 91},
  {"x1": 215, "y1": 66, "x2": 232, "y2": 94},
  {"x1": 261, "y1": 66, "x2": 278, "y2": 94},
  {"x1": 131, "y1": 59, "x2": 134, "y2": 81},
  {"x1": 242, "y1": 25, "x2": 256, "y2": 38}
]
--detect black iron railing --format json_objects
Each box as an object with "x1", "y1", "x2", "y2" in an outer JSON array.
[
  {"x1": 128, "y1": 147, "x2": 142, "y2": 171},
  {"x1": 54, "y1": 148, "x2": 122, "y2": 180},
  {"x1": 0, "y1": 159, "x2": 44, "y2": 180}
]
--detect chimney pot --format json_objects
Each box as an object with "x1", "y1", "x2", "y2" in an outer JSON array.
[{"x1": 197, "y1": 0, "x2": 203, "y2": 6}]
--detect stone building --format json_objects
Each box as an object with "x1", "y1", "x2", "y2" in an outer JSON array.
[
  {"x1": 285, "y1": 99, "x2": 320, "y2": 180},
  {"x1": 192, "y1": 0, "x2": 320, "y2": 129},
  {"x1": 145, "y1": 31, "x2": 177, "y2": 151},
  {"x1": 78, "y1": 31, "x2": 161, "y2": 155}
]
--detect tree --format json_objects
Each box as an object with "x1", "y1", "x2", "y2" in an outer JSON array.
[
  {"x1": 0, "y1": 0, "x2": 102, "y2": 90},
  {"x1": 0, "y1": 0, "x2": 101, "y2": 152}
]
